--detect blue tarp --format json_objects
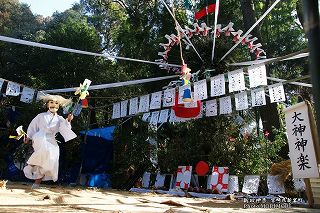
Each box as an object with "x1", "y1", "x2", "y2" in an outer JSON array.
[
  {"x1": 80, "y1": 126, "x2": 116, "y2": 141},
  {"x1": 79, "y1": 126, "x2": 116, "y2": 175}
]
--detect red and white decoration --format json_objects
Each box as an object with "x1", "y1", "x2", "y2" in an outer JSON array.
[
  {"x1": 207, "y1": 166, "x2": 229, "y2": 192},
  {"x1": 175, "y1": 166, "x2": 192, "y2": 189}
]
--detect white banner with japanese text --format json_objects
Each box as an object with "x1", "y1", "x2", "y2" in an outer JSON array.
[{"x1": 285, "y1": 102, "x2": 319, "y2": 178}]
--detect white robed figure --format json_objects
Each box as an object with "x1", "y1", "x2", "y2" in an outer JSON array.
[{"x1": 23, "y1": 94, "x2": 76, "y2": 189}]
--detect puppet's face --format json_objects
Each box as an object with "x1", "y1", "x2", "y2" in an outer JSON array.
[{"x1": 47, "y1": 100, "x2": 59, "y2": 113}]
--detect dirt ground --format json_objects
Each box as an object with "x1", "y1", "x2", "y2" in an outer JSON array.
[{"x1": 0, "y1": 182, "x2": 319, "y2": 213}]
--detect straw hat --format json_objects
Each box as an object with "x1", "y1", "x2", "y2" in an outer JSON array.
[{"x1": 39, "y1": 94, "x2": 72, "y2": 107}]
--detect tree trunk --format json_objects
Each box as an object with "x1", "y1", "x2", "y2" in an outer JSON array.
[{"x1": 240, "y1": 0, "x2": 280, "y2": 140}]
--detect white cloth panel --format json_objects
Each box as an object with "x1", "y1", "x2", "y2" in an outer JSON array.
[
  {"x1": 142, "y1": 112, "x2": 150, "y2": 122},
  {"x1": 163, "y1": 88, "x2": 175, "y2": 107},
  {"x1": 150, "y1": 91, "x2": 162, "y2": 110},
  {"x1": 248, "y1": 64, "x2": 267, "y2": 88},
  {"x1": 20, "y1": 87, "x2": 35, "y2": 103},
  {"x1": 193, "y1": 79, "x2": 208, "y2": 101},
  {"x1": 129, "y1": 97, "x2": 139, "y2": 115},
  {"x1": 142, "y1": 172, "x2": 151, "y2": 188},
  {"x1": 251, "y1": 87, "x2": 266, "y2": 107},
  {"x1": 234, "y1": 91, "x2": 249, "y2": 110},
  {"x1": 293, "y1": 178, "x2": 306, "y2": 192},
  {"x1": 138, "y1": 94, "x2": 150, "y2": 113},
  {"x1": 150, "y1": 111, "x2": 160, "y2": 125},
  {"x1": 155, "y1": 173, "x2": 166, "y2": 188},
  {"x1": 120, "y1": 100, "x2": 128, "y2": 117},
  {"x1": 206, "y1": 99, "x2": 218, "y2": 117},
  {"x1": 228, "y1": 69, "x2": 245, "y2": 92},
  {"x1": 158, "y1": 109, "x2": 169, "y2": 123},
  {"x1": 219, "y1": 96, "x2": 232, "y2": 115},
  {"x1": 6, "y1": 81, "x2": 20, "y2": 96},
  {"x1": 210, "y1": 74, "x2": 225, "y2": 97},
  {"x1": 268, "y1": 83, "x2": 285, "y2": 103},
  {"x1": 112, "y1": 102, "x2": 121, "y2": 119}
]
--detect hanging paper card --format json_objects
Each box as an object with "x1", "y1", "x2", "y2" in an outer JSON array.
[
  {"x1": 150, "y1": 111, "x2": 160, "y2": 125},
  {"x1": 155, "y1": 172, "x2": 166, "y2": 188},
  {"x1": 112, "y1": 102, "x2": 121, "y2": 119},
  {"x1": 268, "y1": 83, "x2": 285, "y2": 103},
  {"x1": 293, "y1": 178, "x2": 306, "y2": 192},
  {"x1": 138, "y1": 94, "x2": 150, "y2": 113},
  {"x1": 150, "y1": 91, "x2": 162, "y2": 110},
  {"x1": 120, "y1": 100, "x2": 128, "y2": 117},
  {"x1": 163, "y1": 88, "x2": 175, "y2": 107},
  {"x1": 210, "y1": 74, "x2": 225, "y2": 97},
  {"x1": 228, "y1": 69, "x2": 245, "y2": 93},
  {"x1": 142, "y1": 112, "x2": 150, "y2": 122},
  {"x1": 175, "y1": 166, "x2": 192, "y2": 189},
  {"x1": 207, "y1": 166, "x2": 229, "y2": 192},
  {"x1": 193, "y1": 79, "x2": 208, "y2": 101},
  {"x1": 242, "y1": 175, "x2": 260, "y2": 194},
  {"x1": 267, "y1": 175, "x2": 285, "y2": 194},
  {"x1": 284, "y1": 102, "x2": 319, "y2": 178},
  {"x1": 228, "y1": 175, "x2": 239, "y2": 193},
  {"x1": 248, "y1": 64, "x2": 267, "y2": 88},
  {"x1": 6, "y1": 81, "x2": 20, "y2": 96},
  {"x1": 129, "y1": 97, "x2": 138, "y2": 115},
  {"x1": 73, "y1": 103, "x2": 82, "y2": 117},
  {"x1": 219, "y1": 96, "x2": 232, "y2": 115},
  {"x1": 235, "y1": 91, "x2": 248, "y2": 111},
  {"x1": 251, "y1": 87, "x2": 266, "y2": 107},
  {"x1": 169, "y1": 109, "x2": 176, "y2": 122},
  {"x1": 0, "y1": 78, "x2": 4, "y2": 90},
  {"x1": 178, "y1": 85, "x2": 192, "y2": 104},
  {"x1": 63, "y1": 102, "x2": 74, "y2": 114},
  {"x1": 206, "y1": 99, "x2": 218, "y2": 117},
  {"x1": 158, "y1": 109, "x2": 169, "y2": 123},
  {"x1": 20, "y1": 87, "x2": 35, "y2": 103},
  {"x1": 142, "y1": 172, "x2": 151, "y2": 188}
]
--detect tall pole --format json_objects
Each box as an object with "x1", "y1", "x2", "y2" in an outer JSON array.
[{"x1": 302, "y1": 0, "x2": 320, "y2": 139}]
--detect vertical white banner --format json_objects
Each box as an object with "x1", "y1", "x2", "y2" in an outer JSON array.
[{"x1": 284, "y1": 102, "x2": 319, "y2": 178}]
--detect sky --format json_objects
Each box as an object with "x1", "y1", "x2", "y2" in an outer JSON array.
[{"x1": 20, "y1": 0, "x2": 79, "y2": 17}]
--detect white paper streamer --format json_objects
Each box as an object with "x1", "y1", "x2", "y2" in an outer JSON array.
[
  {"x1": 6, "y1": 81, "x2": 20, "y2": 96},
  {"x1": 120, "y1": 100, "x2": 128, "y2": 117},
  {"x1": 129, "y1": 97, "x2": 139, "y2": 115},
  {"x1": 206, "y1": 99, "x2": 218, "y2": 117},
  {"x1": 248, "y1": 64, "x2": 267, "y2": 88},
  {"x1": 210, "y1": 74, "x2": 225, "y2": 97},
  {"x1": 112, "y1": 102, "x2": 121, "y2": 119},
  {"x1": 193, "y1": 79, "x2": 208, "y2": 101},
  {"x1": 235, "y1": 91, "x2": 249, "y2": 111},
  {"x1": 163, "y1": 88, "x2": 175, "y2": 107},
  {"x1": 150, "y1": 111, "x2": 160, "y2": 125},
  {"x1": 138, "y1": 94, "x2": 150, "y2": 113},
  {"x1": 20, "y1": 87, "x2": 35, "y2": 103},
  {"x1": 268, "y1": 83, "x2": 285, "y2": 103},
  {"x1": 150, "y1": 91, "x2": 162, "y2": 110},
  {"x1": 219, "y1": 96, "x2": 232, "y2": 115},
  {"x1": 158, "y1": 109, "x2": 169, "y2": 123},
  {"x1": 228, "y1": 69, "x2": 245, "y2": 93},
  {"x1": 251, "y1": 87, "x2": 266, "y2": 107}
]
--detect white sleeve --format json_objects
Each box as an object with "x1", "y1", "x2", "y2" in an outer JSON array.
[
  {"x1": 27, "y1": 114, "x2": 40, "y2": 139},
  {"x1": 58, "y1": 115, "x2": 77, "y2": 142}
]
